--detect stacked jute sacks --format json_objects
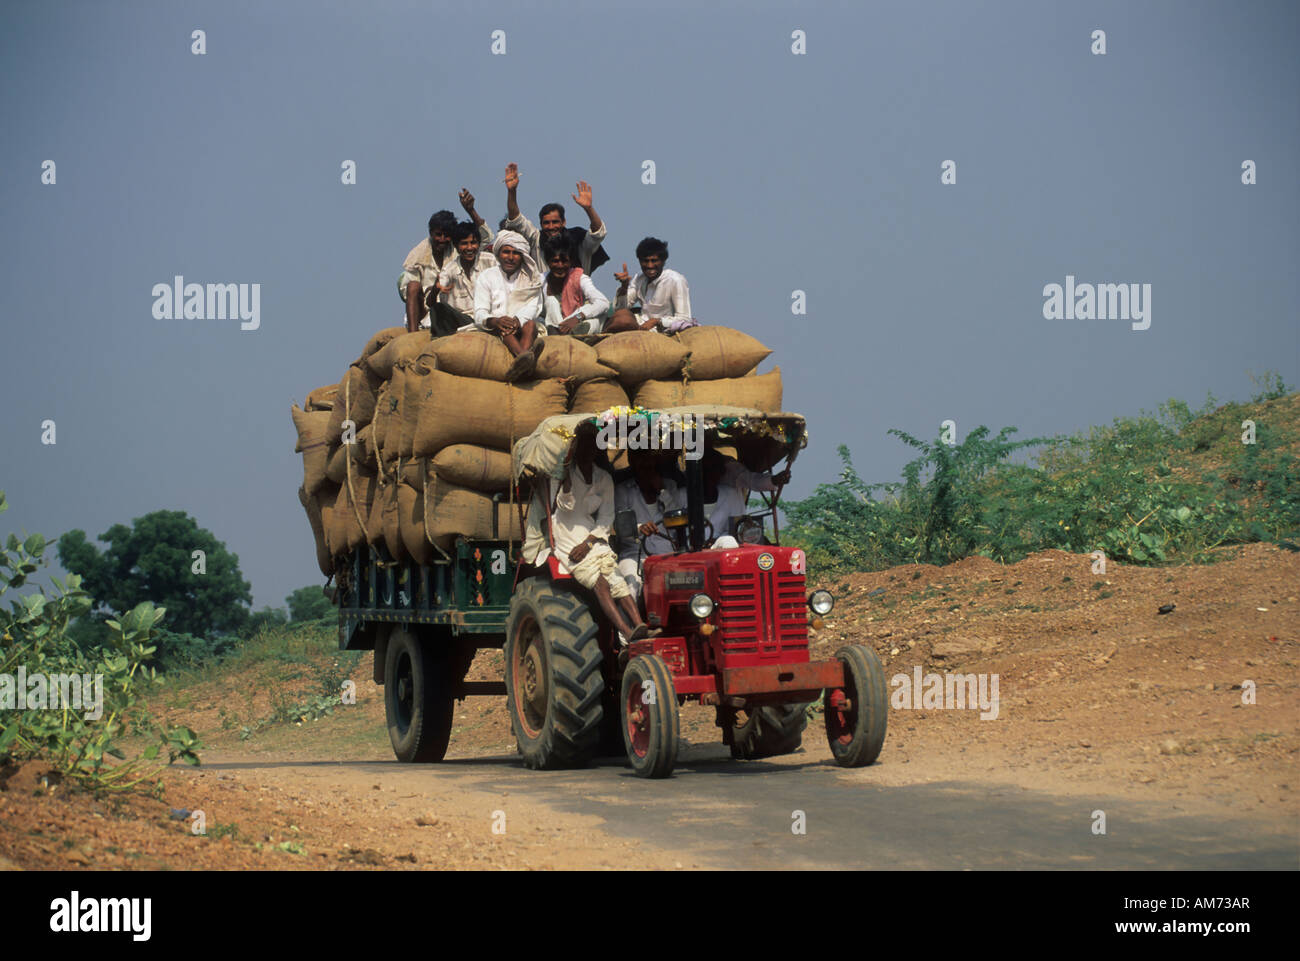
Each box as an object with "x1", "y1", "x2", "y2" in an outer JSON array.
[{"x1": 291, "y1": 325, "x2": 780, "y2": 575}]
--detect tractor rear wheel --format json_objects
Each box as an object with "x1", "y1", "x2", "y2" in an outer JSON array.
[
  {"x1": 825, "y1": 644, "x2": 888, "y2": 767},
  {"x1": 504, "y1": 578, "x2": 604, "y2": 769},
  {"x1": 621, "y1": 654, "x2": 679, "y2": 778},
  {"x1": 384, "y1": 627, "x2": 454, "y2": 763},
  {"x1": 731, "y1": 703, "x2": 809, "y2": 759}
]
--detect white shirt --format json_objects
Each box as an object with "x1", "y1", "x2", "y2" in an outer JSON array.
[
  {"x1": 506, "y1": 214, "x2": 608, "y2": 276},
  {"x1": 547, "y1": 466, "x2": 616, "y2": 572},
  {"x1": 615, "y1": 268, "x2": 695, "y2": 332},
  {"x1": 708, "y1": 460, "x2": 780, "y2": 537},
  {"x1": 398, "y1": 222, "x2": 493, "y2": 301},
  {"x1": 706, "y1": 485, "x2": 750, "y2": 541},
  {"x1": 437, "y1": 251, "x2": 497, "y2": 318},
  {"x1": 473, "y1": 265, "x2": 543, "y2": 327},
  {"x1": 615, "y1": 477, "x2": 685, "y2": 560},
  {"x1": 542, "y1": 273, "x2": 611, "y2": 322}
]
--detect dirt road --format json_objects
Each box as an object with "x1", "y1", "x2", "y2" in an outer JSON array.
[{"x1": 2, "y1": 544, "x2": 1296, "y2": 870}]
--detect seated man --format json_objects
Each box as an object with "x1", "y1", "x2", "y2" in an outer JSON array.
[
  {"x1": 540, "y1": 234, "x2": 610, "y2": 335},
  {"x1": 430, "y1": 220, "x2": 497, "y2": 334},
  {"x1": 502, "y1": 163, "x2": 610, "y2": 277},
  {"x1": 702, "y1": 449, "x2": 791, "y2": 548},
  {"x1": 607, "y1": 237, "x2": 696, "y2": 333},
  {"x1": 399, "y1": 189, "x2": 493, "y2": 332},
  {"x1": 528, "y1": 429, "x2": 649, "y2": 642},
  {"x1": 473, "y1": 230, "x2": 545, "y2": 381},
  {"x1": 614, "y1": 448, "x2": 685, "y2": 596}
]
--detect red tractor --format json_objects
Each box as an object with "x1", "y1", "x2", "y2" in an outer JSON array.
[{"x1": 506, "y1": 406, "x2": 887, "y2": 778}]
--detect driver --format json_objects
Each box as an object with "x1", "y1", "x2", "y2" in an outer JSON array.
[
  {"x1": 615, "y1": 448, "x2": 685, "y2": 596},
  {"x1": 704, "y1": 449, "x2": 792, "y2": 549}
]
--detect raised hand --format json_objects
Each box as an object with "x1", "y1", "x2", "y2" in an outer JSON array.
[
  {"x1": 503, "y1": 163, "x2": 519, "y2": 191},
  {"x1": 613, "y1": 262, "x2": 631, "y2": 287},
  {"x1": 571, "y1": 180, "x2": 593, "y2": 208},
  {"x1": 459, "y1": 187, "x2": 476, "y2": 212}
]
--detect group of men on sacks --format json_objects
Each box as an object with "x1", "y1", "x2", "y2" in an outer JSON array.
[
  {"x1": 398, "y1": 163, "x2": 695, "y2": 383},
  {"x1": 394, "y1": 166, "x2": 786, "y2": 644}
]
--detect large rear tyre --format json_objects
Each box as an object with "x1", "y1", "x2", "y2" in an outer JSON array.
[
  {"x1": 384, "y1": 627, "x2": 454, "y2": 763},
  {"x1": 825, "y1": 644, "x2": 887, "y2": 767},
  {"x1": 732, "y1": 703, "x2": 809, "y2": 760},
  {"x1": 504, "y1": 578, "x2": 604, "y2": 769},
  {"x1": 621, "y1": 655, "x2": 679, "y2": 779}
]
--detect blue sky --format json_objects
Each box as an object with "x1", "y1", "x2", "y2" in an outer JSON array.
[{"x1": 2, "y1": 0, "x2": 1296, "y2": 610}]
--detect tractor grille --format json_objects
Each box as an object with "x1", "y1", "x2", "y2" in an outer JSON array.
[{"x1": 717, "y1": 570, "x2": 808, "y2": 658}]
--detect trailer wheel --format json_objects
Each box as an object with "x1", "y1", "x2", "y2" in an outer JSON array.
[
  {"x1": 732, "y1": 703, "x2": 809, "y2": 760},
  {"x1": 825, "y1": 644, "x2": 888, "y2": 767},
  {"x1": 504, "y1": 578, "x2": 604, "y2": 769},
  {"x1": 621, "y1": 655, "x2": 679, "y2": 779},
  {"x1": 384, "y1": 627, "x2": 454, "y2": 763}
]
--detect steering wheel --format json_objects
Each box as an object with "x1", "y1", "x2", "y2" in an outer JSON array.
[{"x1": 637, "y1": 518, "x2": 714, "y2": 560}]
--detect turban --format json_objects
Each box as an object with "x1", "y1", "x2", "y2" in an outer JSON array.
[{"x1": 493, "y1": 230, "x2": 538, "y2": 279}]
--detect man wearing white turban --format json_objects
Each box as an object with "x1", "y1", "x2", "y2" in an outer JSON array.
[{"x1": 473, "y1": 229, "x2": 546, "y2": 381}]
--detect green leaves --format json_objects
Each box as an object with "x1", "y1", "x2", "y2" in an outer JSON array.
[
  {"x1": 2, "y1": 489, "x2": 202, "y2": 792},
  {"x1": 784, "y1": 388, "x2": 1298, "y2": 574}
]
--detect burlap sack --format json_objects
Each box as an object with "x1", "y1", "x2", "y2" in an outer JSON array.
[
  {"x1": 424, "y1": 330, "x2": 513, "y2": 380},
  {"x1": 423, "y1": 472, "x2": 524, "y2": 549},
  {"x1": 569, "y1": 378, "x2": 630, "y2": 414},
  {"x1": 397, "y1": 366, "x2": 431, "y2": 458},
  {"x1": 367, "y1": 330, "x2": 436, "y2": 379},
  {"x1": 360, "y1": 326, "x2": 407, "y2": 362},
  {"x1": 412, "y1": 369, "x2": 568, "y2": 456},
  {"x1": 375, "y1": 472, "x2": 409, "y2": 562},
  {"x1": 533, "y1": 337, "x2": 616, "y2": 383},
  {"x1": 325, "y1": 424, "x2": 375, "y2": 484},
  {"x1": 634, "y1": 367, "x2": 783, "y2": 411},
  {"x1": 365, "y1": 472, "x2": 389, "y2": 548},
  {"x1": 674, "y1": 326, "x2": 772, "y2": 380},
  {"x1": 594, "y1": 331, "x2": 689, "y2": 384},
  {"x1": 305, "y1": 383, "x2": 338, "y2": 412},
  {"x1": 397, "y1": 482, "x2": 433, "y2": 565},
  {"x1": 371, "y1": 370, "x2": 406, "y2": 463},
  {"x1": 329, "y1": 472, "x2": 377, "y2": 555},
  {"x1": 298, "y1": 486, "x2": 332, "y2": 576},
  {"x1": 326, "y1": 364, "x2": 382, "y2": 443},
  {"x1": 292, "y1": 405, "x2": 332, "y2": 495},
  {"x1": 430, "y1": 444, "x2": 512, "y2": 492}
]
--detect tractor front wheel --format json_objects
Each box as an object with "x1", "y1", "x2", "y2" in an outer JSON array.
[
  {"x1": 621, "y1": 655, "x2": 679, "y2": 778},
  {"x1": 825, "y1": 644, "x2": 887, "y2": 767}
]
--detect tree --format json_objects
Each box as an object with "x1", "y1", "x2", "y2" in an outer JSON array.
[
  {"x1": 285, "y1": 585, "x2": 333, "y2": 622},
  {"x1": 58, "y1": 511, "x2": 252, "y2": 637}
]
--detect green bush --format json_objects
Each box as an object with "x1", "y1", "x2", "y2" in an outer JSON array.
[
  {"x1": 784, "y1": 391, "x2": 1299, "y2": 574},
  {"x1": 0, "y1": 491, "x2": 201, "y2": 792}
]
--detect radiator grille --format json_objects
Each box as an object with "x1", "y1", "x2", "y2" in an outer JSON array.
[{"x1": 717, "y1": 569, "x2": 808, "y2": 658}]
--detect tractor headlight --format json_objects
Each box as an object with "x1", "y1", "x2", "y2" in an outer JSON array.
[
  {"x1": 808, "y1": 590, "x2": 834, "y2": 615},
  {"x1": 736, "y1": 516, "x2": 765, "y2": 544},
  {"x1": 689, "y1": 593, "x2": 715, "y2": 619}
]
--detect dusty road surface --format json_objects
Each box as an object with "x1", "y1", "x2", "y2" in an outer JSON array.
[{"x1": 2, "y1": 545, "x2": 1297, "y2": 870}]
